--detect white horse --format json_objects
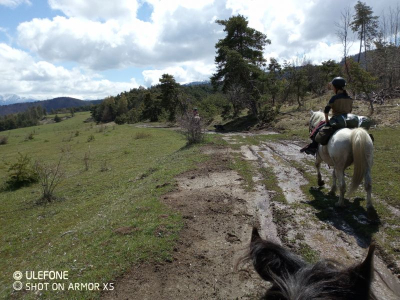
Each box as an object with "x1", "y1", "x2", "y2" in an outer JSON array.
[{"x1": 309, "y1": 111, "x2": 374, "y2": 209}]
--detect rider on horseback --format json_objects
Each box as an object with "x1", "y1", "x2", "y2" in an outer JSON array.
[{"x1": 300, "y1": 77, "x2": 352, "y2": 155}]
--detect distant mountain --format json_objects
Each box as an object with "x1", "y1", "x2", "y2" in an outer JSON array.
[
  {"x1": 0, "y1": 94, "x2": 37, "y2": 106},
  {"x1": 183, "y1": 81, "x2": 211, "y2": 86},
  {"x1": 0, "y1": 97, "x2": 102, "y2": 116}
]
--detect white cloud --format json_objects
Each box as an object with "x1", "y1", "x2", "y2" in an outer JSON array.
[
  {"x1": 0, "y1": 0, "x2": 30, "y2": 8},
  {"x1": 48, "y1": 0, "x2": 139, "y2": 21},
  {"x1": 16, "y1": 1, "x2": 228, "y2": 71},
  {"x1": 4, "y1": 0, "x2": 396, "y2": 99},
  {"x1": 142, "y1": 60, "x2": 215, "y2": 86},
  {"x1": 0, "y1": 43, "x2": 138, "y2": 99}
]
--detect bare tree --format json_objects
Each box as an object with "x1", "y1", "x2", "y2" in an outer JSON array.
[
  {"x1": 336, "y1": 6, "x2": 354, "y2": 81},
  {"x1": 372, "y1": 6, "x2": 400, "y2": 89}
]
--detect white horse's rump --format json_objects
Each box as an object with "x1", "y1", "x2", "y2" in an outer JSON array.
[{"x1": 310, "y1": 111, "x2": 374, "y2": 209}]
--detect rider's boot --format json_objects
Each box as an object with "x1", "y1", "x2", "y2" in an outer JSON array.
[{"x1": 300, "y1": 141, "x2": 318, "y2": 155}]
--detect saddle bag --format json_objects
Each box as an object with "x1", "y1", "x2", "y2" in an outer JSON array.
[
  {"x1": 315, "y1": 125, "x2": 336, "y2": 145},
  {"x1": 359, "y1": 116, "x2": 372, "y2": 130},
  {"x1": 329, "y1": 114, "x2": 360, "y2": 130}
]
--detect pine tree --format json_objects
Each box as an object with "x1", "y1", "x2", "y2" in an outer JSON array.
[
  {"x1": 351, "y1": 1, "x2": 379, "y2": 69},
  {"x1": 159, "y1": 74, "x2": 179, "y2": 121},
  {"x1": 265, "y1": 58, "x2": 282, "y2": 106},
  {"x1": 211, "y1": 15, "x2": 271, "y2": 116}
]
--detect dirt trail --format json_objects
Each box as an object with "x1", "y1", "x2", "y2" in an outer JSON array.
[
  {"x1": 242, "y1": 139, "x2": 400, "y2": 299},
  {"x1": 103, "y1": 134, "x2": 400, "y2": 299},
  {"x1": 102, "y1": 147, "x2": 275, "y2": 299}
]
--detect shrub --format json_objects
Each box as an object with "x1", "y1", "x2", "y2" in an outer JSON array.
[
  {"x1": 258, "y1": 104, "x2": 279, "y2": 124},
  {"x1": 34, "y1": 157, "x2": 65, "y2": 203},
  {"x1": 54, "y1": 115, "x2": 62, "y2": 122},
  {"x1": 87, "y1": 135, "x2": 95, "y2": 142},
  {"x1": 179, "y1": 112, "x2": 204, "y2": 144},
  {"x1": 0, "y1": 136, "x2": 8, "y2": 145},
  {"x1": 6, "y1": 153, "x2": 38, "y2": 189},
  {"x1": 115, "y1": 114, "x2": 128, "y2": 125},
  {"x1": 25, "y1": 132, "x2": 34, "y2": 141}
]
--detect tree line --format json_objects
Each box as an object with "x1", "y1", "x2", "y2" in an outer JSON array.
[{"x1": 0, "y1": 106, "x2": 46, "y2": 131}]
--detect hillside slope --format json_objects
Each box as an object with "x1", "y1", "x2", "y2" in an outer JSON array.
[{"x1": 0, "y1": 97, "x2": 102, "y2": 116}]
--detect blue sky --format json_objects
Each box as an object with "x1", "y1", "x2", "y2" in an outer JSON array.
[{"x1": 0, "y1": 0, "x2": 396, "y2": 100}]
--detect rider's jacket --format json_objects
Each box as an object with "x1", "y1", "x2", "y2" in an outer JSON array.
[{"x1": 325, "y1": 91, "x2": 353, "y2": 116}]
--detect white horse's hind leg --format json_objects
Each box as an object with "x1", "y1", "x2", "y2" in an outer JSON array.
[
  {"x1": 328, "y1": 169, "x2": 337, "y2": 196},
  {"x1": 316, "y1": 155, "x2": 324, "y2": 186},
  {"x1": 335, "y1": 168, "x2": 346, "y2": 207},
  {"x1": 364, "y1": 169, "x2": 373, "y2": 209}
]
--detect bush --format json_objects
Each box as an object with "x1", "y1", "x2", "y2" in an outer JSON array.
[
  {"x1": 87, "y1": 134, "x2": 95, "y2": 142},
  {"x1": 25, "y1": 132, "x2": 34, "y2": 141},
  {"x1": 6, "y1": 153, "x2": 38, "y2": 189},
  {"x1": 258, "y1": 104, "x2": 279, "y2": 124},
  {"x1": 0, "y1": 136, "x2": 8, "y2": 145},
  {"x1": 34, "y1": 157, "x2": 65, "y2": 203},
  {"x1": 54, "y1": 115, "x2": 62, "y2": 122},
  {"x1": 179, "y1": 112, "x2": 204, "y2": 144},
  {"x1": 115, "y1": 114, "x2": 128, "y2": 125}
]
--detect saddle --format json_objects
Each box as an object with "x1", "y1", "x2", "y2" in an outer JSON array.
[{"x1": 315, "y1": 114, "x2": 372, "y2": 146}]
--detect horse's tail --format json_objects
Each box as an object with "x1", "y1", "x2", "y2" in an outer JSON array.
[{"x1": 349, "y1": 128, "x2": 373, "y2": 195}]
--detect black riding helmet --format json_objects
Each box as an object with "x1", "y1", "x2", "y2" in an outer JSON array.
[{"x1": 331, "y1": 77, "x2": 346, "y2": 89}]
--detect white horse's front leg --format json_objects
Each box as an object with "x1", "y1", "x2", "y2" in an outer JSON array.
[
  {"x1": 328, "y1": 169, "x2": 336, "y2": 196},
  {"x1": 335, "y1": 168, "x2": 346, "y2": 207}
]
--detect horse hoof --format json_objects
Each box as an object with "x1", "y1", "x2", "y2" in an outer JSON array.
[{"x1": 318, "y1": 180, "x2": 325, "y2": 187}]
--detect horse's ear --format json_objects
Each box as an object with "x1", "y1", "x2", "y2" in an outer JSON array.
[
  {"x1": 310, "y1": 110, "x2": 314, "y2": 115},
  {"x1": 347, "y1": 244, "x2": 375, "y2": 298},
  {"x1": 250, "y1": 228, "x2": 306, "y2": 282}
]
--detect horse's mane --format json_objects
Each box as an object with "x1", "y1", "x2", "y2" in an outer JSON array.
[
  {"x1": 310, "y1": 111, "x2": 325, "y2": 131},
  {"x1": 248, "y1": 228, "x2": 377, "y2": 300}
]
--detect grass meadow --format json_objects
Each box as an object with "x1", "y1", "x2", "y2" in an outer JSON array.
[
  {"x1": 0, "y1": 112, "x2": 208, "y2": 299},
  {"x1": 0, "y1": 98, "x2": 399, "y2": 299}
]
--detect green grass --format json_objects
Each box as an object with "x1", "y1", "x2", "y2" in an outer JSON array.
[
  {"x1": 0, "y1": 112, "x2": 208, "y2": 299},
  {"x1": 229, "y1": 153, "x2": 256, "y2": 191},
  {"x1": 371, "y1": 126, "x2": 400, "y2": 209}
]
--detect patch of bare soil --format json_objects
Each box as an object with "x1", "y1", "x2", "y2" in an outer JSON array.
[{"x1": 102, "y1": 148, "x2": 273, "y2": 300}]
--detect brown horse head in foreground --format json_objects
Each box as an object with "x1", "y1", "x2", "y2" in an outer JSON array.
[{"x1": 249, "y1": 228, "x2": 375, "y2": 299}]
